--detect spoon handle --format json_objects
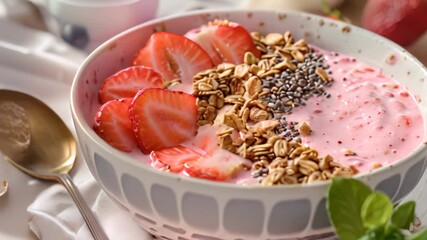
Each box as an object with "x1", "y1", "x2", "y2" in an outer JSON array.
[{"x1": 57, "y1": 174, "x2": 109, "y2": 240}]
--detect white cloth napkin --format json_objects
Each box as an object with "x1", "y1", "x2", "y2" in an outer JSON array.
[{"x1": 27, "y1": 159, "x2": 155, "y2": 240}]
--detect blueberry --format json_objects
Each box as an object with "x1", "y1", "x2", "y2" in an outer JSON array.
[{"x1": 61, "y1": 24, "x2": 89, "y2": 49}]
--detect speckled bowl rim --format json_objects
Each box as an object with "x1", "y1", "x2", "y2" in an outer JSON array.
[{"x1": 71, "y1": 9, "x2": 427, "y2": 190}]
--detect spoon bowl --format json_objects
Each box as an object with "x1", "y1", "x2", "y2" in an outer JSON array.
[
  {"x1": 0, "y1": 90, "x2": 75, "y2": 178},
  {"x1": 0, "y1": 89, "x2": 107, "y2": 240}
]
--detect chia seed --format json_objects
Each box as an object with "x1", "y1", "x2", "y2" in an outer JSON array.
[
  {"x1": 260, "y1": 50, "x2": 333, "y2": 141},
  {"x1": 251, "y1": 167, "x2": 269, "y2": 178},
  {"x1": 274, "y1": 116, "x2": 301, "y2": 142},
  {"x1": 261, "y1": 51, "x2": 332, "y2": 115}
]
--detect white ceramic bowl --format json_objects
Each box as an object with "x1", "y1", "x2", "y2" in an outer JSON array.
[{"x1": 71, "y1": 10, "x2": 427, "y2": 239}]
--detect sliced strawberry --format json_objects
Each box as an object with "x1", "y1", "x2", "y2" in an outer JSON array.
[
  {"x1": 185, "y1": 19, "x2": 261, "y2": 65},
  {"x1": 99, "y1": 66, "x2": 163, "y2": 104},
  {"x1": 150, "y1": 145, "x2": 200, "y2": 173},
  {"x1": 150, "y1": 126, "x2": 251, "y2": 182},
  {"x1": 183, "y1": 149, "x2": 248, "y2": 181},
  {"x1": 94, "y1": 98, "x2": 136, "y2": 152},
  {"x1": 130, "y1": 88, "x2": 198, "y2": 154},
  {"x1": 133, "y1": 32, "x2": 213, "y2": 84},
  {"x1": 185, "y1": 27, "x2": 223, "y2": 65},
  {"x1": 151, "y1": 145, "x2": 247, "y2": 181}
]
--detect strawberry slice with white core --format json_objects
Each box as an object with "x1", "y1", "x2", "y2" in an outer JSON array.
[
  {"x1": 185, "y1": 19, "x2": 261, "y2": 65},
  {"x1": 183, "y1": 149, "x2": 248, "y2": 181},
  {"x1": 133, "y1": 32, "x2": 214, "y2": 84},
  {"x1": 99, "y1": 66, "x2": 163, "y2": 104},
  {"x1": 150, "y1": 145, "x2": 202, "y2": 173},
  {"x1": 130, "y1": 88, "x2": 198, "y2": 154},
  {"x1": 151, "y1": 146, "x2": 249, "y2": 181},
  {"x1": 185, "y1": 27, "x2": 223, "y2": 65},
  {"x1": 150, "y1": 125, "x2": 251, "y2": 181},
  {"x1": 94, "y1": 98, "x2": 136, "y2": 152}
]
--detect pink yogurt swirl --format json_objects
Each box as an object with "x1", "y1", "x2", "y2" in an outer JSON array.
[
  {"x1": 285, "y1": 49, "x2": 424, "y2": 173},
  {"x1": 131, "y1": 47, "x2": 425, "y2": 183}
]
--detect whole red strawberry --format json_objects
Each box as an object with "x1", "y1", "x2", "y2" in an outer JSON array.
[{"x1": 362, "y1": 0, "x2": 427, "y2": 46}]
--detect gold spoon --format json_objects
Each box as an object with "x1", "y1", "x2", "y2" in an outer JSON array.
[{"x1": 0, "y1": 90, "x2": 108, "y2": 240}]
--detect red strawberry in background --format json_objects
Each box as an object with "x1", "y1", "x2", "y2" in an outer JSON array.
[
  {"x1": 362, "y1": 0, "x2": 427, "y2": 46},
  {"x1": 99, "y1": 66, "x2": 163, "y2": 104},
  {"x1": 130, "y1": 88, "x2": 198, "y2": 154},
  {"x1": 185, "y1": 19, "x2": 261, "y2": 65},
  {"x1": 133, "y1": 32, "x2": 213, "y2": 84},
  {"x1": 94, "y1": 98, "x2": 136, "y2": 152}
]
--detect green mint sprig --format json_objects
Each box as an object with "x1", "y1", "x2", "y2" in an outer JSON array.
[{"x1": 327, "y1": 178, "x2": 427, "y2": 240}]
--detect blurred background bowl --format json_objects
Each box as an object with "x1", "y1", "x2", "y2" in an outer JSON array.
[
  {"x1": 29, "y1": 0, "x2": 159, "y2": 52},
  {"x1": 71, "y1": 9, "x2": 427, "y2": 240}
]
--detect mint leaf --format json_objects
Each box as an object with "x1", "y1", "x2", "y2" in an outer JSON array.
[
  {"x1": 330, "y1": 9, "x2": 342, "y2": 18},
  {"x1": 361, "y1": 192, "x2": 393, "y2": 229},
  {"x1": 391, "y1": 201, "x2": 415, "y2": 229},
  {"x1": 321, "y1": 0, "x2": 332, "y2": 14},
  {"x1": 327, "y1": 178, "x2": 372, "y2": 240},
  {"x1": 358, "y1": 225, "x2": 385, "y2": 240},
  {"x1": 359, "y1": 224, "x2": 405, "y2": 240},
  {"x1": 384, "y1": 223, "x2": 405, "y2": 240},
  {"x1": 408, "y1": 228, "x2": 427, "y2": 240},
  {"x1": 383, "y1": 232, "x2": 405, "y2": 240}
]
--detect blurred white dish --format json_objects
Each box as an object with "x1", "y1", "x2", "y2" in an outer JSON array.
[{"x1": 28, "y1": 0, "x2": 159, "y2": 52}]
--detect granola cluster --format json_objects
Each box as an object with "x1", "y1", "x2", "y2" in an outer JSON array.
[{"x1": 192, "y1": 31, "x2": 357, "y2": 185}]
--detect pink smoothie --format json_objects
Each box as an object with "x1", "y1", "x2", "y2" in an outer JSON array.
[
  {"x1": 284, "y1": 49, "x2": 424, "y2": 172},
  {"x1": 129, "y1": 47, "x2": 424, "y2": 184}
]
